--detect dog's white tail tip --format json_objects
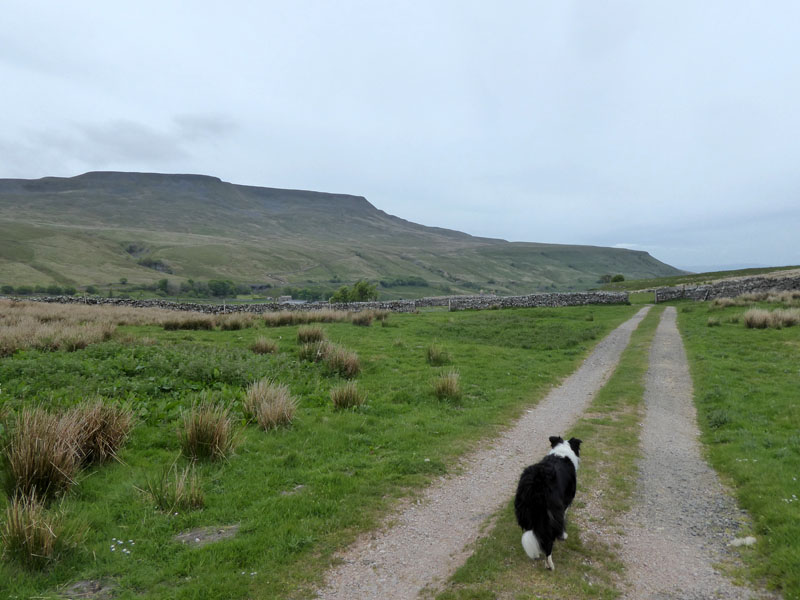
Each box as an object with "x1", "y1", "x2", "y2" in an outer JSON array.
[{"x1": 521, "y1": 530, "x2": 541, "y2": 559}]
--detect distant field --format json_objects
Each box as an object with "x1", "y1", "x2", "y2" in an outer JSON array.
[
  {"x1": 600, "y1": 265, "x2": 800, "y2": 292},
  {"x1": 0, "y1": 302, "x2": 637, "y2": 599}
]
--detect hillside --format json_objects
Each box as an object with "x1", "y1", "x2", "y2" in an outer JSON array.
[{"x1": 0, "y1": 172, "x2": 683, "y2": 297}]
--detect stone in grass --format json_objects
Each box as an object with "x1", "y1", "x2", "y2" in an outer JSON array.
[
  {"x1": 729, "y1": 536, "x2": 757, "y2": 547},
  {"x1": 58, "y1": 579, "x2": 115, "y2": 599},
  {"x1": 174, "y1": 524, "x2": 240, "y2": 547}
]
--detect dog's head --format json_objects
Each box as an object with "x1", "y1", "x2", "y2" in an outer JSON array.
[{"x1": 549, "y1": 435, "x2": 582, "y2": 458}]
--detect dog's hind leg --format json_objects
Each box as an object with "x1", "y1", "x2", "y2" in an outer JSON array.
[{"x1": 545, "y1": 554, "x2": 555, "y2": 570}]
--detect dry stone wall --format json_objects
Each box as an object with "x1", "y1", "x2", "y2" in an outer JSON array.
[
  {"x1": 8, "y1": 291, "x2": 629, "y2": 314},
  {"x1": 655, "y1": 275, "x2": 800, "y2": 303}
]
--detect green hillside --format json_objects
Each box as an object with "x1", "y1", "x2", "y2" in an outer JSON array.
[{"x1": 0, "y1": 172, "x2": 683, "y2": 297}]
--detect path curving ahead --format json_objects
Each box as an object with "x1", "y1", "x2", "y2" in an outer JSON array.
[
  {"x1": 315, "y1": 307, "x2": 651, "y2": 600},
  {"x1": 619, "y1": 307, "x2": 777, "y2": 600}
]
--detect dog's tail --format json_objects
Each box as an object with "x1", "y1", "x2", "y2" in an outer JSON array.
[{"x1": 521, "y1": 530, "x2": 542, "y2": 559}]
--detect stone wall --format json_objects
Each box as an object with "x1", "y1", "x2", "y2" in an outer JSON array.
[
  {"x1": 7, "y1": 290, "x2": 629, "y2": 314},
  {"x1": 654, "y1": 275, "x2": 800, "y2": 303}
]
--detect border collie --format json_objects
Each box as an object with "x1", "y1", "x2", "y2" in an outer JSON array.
[{"x1": 514, "y1": 435, "x2": 582, "y2": 570}]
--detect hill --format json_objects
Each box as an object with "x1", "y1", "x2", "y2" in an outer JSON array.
[{"x1": 0, "y1": 171, "x2": 683, "y2": 297}]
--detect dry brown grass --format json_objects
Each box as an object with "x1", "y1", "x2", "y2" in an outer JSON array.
[
  {"x1": 330, "y1": 381, "x2": 366, "y2": 410},
  {"x1": 297, "y1": 325, "x2": 326, "y2": 344},
  {"x1": 217, "y1": 313, "x2": 257, "y2": 331},
  {"x1": 2, "y1": 408, "x2": 82, "y2": 501},
  {"x1": 243, "y1": 379, "x2": 297, "y2": 430},
  {"x1": 68, "y1": 400, "x2": 134, "y2": 465},
  {"x1": 298, "y1": 340, "x2": 333, "y2": 362},
  {"x1": 0, "y1": 299, "x2": 214, "y2": 356},
  {"x1": 433, "y1": 370, "x2": 462, "y2": 401},
  {"x1": 350, "y1": 312, "x2": 374, "y2": 326},
  {"x1": 179, "y1": 401, "x2": 236, "y2": 461},
  {"x1": 250, "y1": 336, "x2": 278, "y2": 354},
  {"x1": 263, "y1": 309, "x2": 351, "y2": 327},
  {"x1": 743, "y1": 307, "x2": 800, "y2": 329},
  {"x1": 324, "y1": 345, "x2": 361, "y2": 378},
  {"x1": 1, "y1": 493, "x2": 84, "y2": 570}
]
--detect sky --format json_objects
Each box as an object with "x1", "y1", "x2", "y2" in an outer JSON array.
[{"x1": 2, "y1": 1, "x2": 799, "y2": 272}]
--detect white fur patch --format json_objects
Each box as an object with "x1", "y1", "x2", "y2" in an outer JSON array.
[
  {"x1": 521, "y1": 530, "x2": 542, "y2": 559},
  {"x1": 548, "y1": 441, "x2": 580, "y2": 471}
]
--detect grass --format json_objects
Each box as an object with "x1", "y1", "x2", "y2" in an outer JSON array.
[
  {"x1": 243, "y1": 380, "x2": 297, "y2": 430},
  {"x1": 250, "y1": 336, "x2": 278, "y2": 354},
  {"x1": 297, "y1": 325, "x2": 326, "y2": 344},
  {"x1": 0, "y1": 302, "x2": 638, "y2": 599},
  {"x1": 600, "y1": 265, "x2": 800, "y2": 292},
  {"x1": 433, "y1": 370, "x2": 461, "y2": 401},
  {"x1": 179, "y1": 402, "x2": 236, "y2": 461},
  {"x1": 426, "y1": 343, "x2": 450, "y2": 366},
  {"x1": 142, "y1": 462, "x2": 204, "y2": 513},
  {"x1": 2, "y1": 408, "x2": 82, "y2": 502},
  {"x1": 677, "y1": 299, "x2": 800, "y2": 598},
  {"x1": 70, "y1": 400, "x2": 133, "y2": 465},
  {"x1": 1, "y1": 494, "x2": 85, "y2": 570},
  {"x1": 330, "y1": 381, "x2": 366, "y2": 410},
  {"x1": 433, "y1": 305, "x2": 664, "y2": 599}
]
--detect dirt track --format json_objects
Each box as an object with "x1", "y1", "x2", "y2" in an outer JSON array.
[
  {"x1": 618, "y1": 307, "x2": 777, "y2": 599},
  {"x1": 315, "y1": 307, "x2": 650, "y2": 599}
]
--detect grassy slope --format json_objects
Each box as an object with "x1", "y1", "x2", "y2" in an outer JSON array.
[
  {"x1": 0, "y1": 172, "x2": 682, "y2": 293},
  {"x1": 433, "y1": 305, "x2": 663, "y2": 600},
  {"x1": 0, "y1": 304, "x2": 638, "y2": 599},
  {"x1": 677, "y1": 301, "x2": 800, "y2": 599}
]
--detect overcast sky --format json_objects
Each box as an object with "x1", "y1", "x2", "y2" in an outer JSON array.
[{"x1": 3, "y1": 1, "x2": 799, "y2": 271}]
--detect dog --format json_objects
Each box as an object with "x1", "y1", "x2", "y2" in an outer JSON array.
[{"x1": 514, "y1": 435, "x2": 582, "y2": 570}]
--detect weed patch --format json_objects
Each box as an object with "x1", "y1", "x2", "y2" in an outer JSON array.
[{"x1": 244, "y1": 380, "x2": 297, "y2": 430}]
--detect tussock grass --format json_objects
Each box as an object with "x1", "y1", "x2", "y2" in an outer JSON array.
[
  {"x1": 426, "y1": 343, "x2": 450, "y2": 366},
  {"x1": 250, "y1": 336, "x2": 278, "y2": 354},
  {"x1": 179, "y1": 402, "x2": 235, "y2": 461},
  {"x1": 2, "y1": 408, "x2": 81, "y2": 501},
  {"x1": 297, "y1": 325, "x2": 326, "y2": 344},
  {"x1": 142, "y1": 463, "x2": 204, "y2": 512},
  {"x1": 743, "y1": 307, "x2": 800, "y2": 329},
  {"x1": 263, "y1": 309, "x2": 350, "y2": 327},
  {"x1": 243, "y1": 380, "x2": 297, "y2": 430},
  {"x1": 163, "y1": 315, "x2": 215, "y2": 331},
  {"x1": 324, "y1": 345, "x2": 361, "y2": 378},
  {"x1": 298, "y1": 340, "x2": 333, "y2": 362},
  {"x1": 707, "y1": 316, "x2": 721, "y2": 327},
  {"x1": 330, "y1": 381, "x2": 366, "y2": 410},
  {"x1": 217, "y1": 313, "x2": 257, "y2": 331},
  {"x1": 1, "y1": 494, "x2": 84, "y2": 570},
  {"x1": 350, "y1": 312, "x2": 374, "y2": 326},
  {"x1": 68, "y1": 400, "x2": 133, "y2": 465},
  {"x1": 433, "y1": 370, "x2": 461, "y2": 401}
]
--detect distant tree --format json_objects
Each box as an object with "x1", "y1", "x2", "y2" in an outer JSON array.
[
  {"x1": 598, "y1": 274, "x2": 613, "y2": 284},
  {"x1": 208, "y1": 279, "x2": 236, "y2": 297},
  {"x1": 351, "y1": 280, "x2": 378, "y2": 301},
  {"x1": 34, "y1": 285, "x2": 47, "y2": 294},
  {"x1": 46, "y1": 284, "x2": 63, "y2": 295},
  {"x1": 119, "y1": 277, "x2": 128, "y2": 285},
  {"x1": 16, "y1": 285, "x2": 33, "y2": 295},
  {"x1": 85, "y1": 285, "x2": 98, "y2": 295},
  {"x1": 329, "y1": 280, "x2": 378, "y2": 302},
  {"x1": 62, "y1": 286, "x2": 77, "y2": 296},
  {"x1": 1, "y1": 284, "x2": 14, "y2": 294},
  {"x1": 611, "y1": 274, "x2": 625, "y2": 282},
  {"x1": 157, "y1": 278, "x2": 169, "y2": 294}
]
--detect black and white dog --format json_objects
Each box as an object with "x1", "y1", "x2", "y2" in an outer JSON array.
[{"x1": 514, "y1": 435, "x2": 582, "y2": 570}]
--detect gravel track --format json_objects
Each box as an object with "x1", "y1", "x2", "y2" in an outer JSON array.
[
  {"x1": 315, "y1": 307, "x2": 651, "y2": 599},
  {"x1": 618, "y1": 306, "x2": 777, "y2": 600}
]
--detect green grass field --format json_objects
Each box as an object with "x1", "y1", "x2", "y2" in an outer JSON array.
[
  {"x1": 678, "y1": 299, "x2": 800, "y2": 599},
  {"x1": 0, "y1": 304, "x2": 638, "y2": 599}
]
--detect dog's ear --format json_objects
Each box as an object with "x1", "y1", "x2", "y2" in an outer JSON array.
[
  {"x1": 568, "y1": 437, "x2": 582, "y2": 456},
  {"x1": 549, "y1": 436, "x2": 563, "y2": 448}
]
